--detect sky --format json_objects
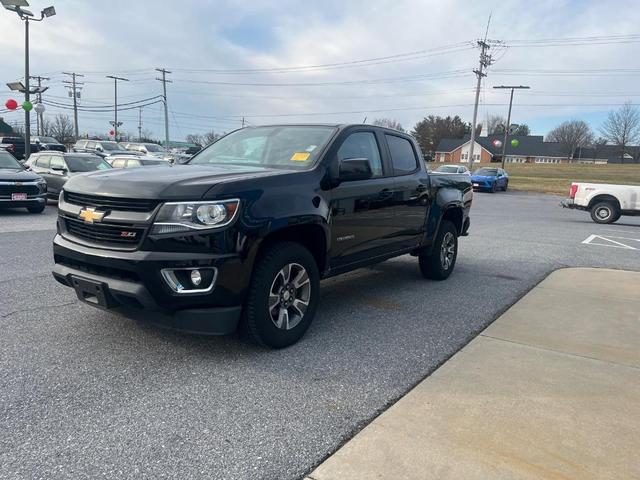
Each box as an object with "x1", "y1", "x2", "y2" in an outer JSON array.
[{"x1": 1, "y1": 0, "x2": 640, "y2": 142}]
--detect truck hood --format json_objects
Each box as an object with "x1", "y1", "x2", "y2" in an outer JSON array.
[
  {"x1": 62, "y1": 164, "x2": 292, "y2": 199},
  {"x1": 0, "y1": 168, "x2": 42, "y2": 182}
]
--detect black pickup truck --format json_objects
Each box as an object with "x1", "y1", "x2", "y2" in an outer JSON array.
[{"x1": 52, "y1": 124, "x2": 472, "y2": 348}]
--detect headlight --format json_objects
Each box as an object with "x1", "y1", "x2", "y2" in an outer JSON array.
[{"x1": 151, "y1": 199, "x2": 240, "y2": 234}]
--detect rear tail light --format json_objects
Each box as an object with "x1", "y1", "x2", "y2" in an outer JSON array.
[{"x1": 570, "y1": 184, "x2": 578, "y2": 199}]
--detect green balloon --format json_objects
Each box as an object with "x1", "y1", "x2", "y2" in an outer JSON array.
[
  {"x1": 510, "y1": 139, "x2": 519, "y2": 147},
  {"x1": 22, "y1": 101, "x2": 33, "y2": 112}
]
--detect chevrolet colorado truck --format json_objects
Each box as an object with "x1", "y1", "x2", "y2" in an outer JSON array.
[
  {"x1": 52, "y1": 124, "x2": 472, "y2": 348},
  {"x1": 561, "y1": 182, "x2": 640, "y2": 224}
]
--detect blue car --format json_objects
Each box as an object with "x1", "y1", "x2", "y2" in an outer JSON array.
[{"x1": 471, "y1": 167, "x2": 509, "y2": 193}]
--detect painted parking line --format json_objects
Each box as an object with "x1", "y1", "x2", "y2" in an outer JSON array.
[{"x1": 582, "y1": 234, "x2": 640, "y2": 250}]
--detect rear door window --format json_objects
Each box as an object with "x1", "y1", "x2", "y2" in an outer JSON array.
[
  {"x1": 50, "y1": 156, "x2": 66, "y2": 170},
  {"x1": 35, "y1": 155, "x2": 50, "y2": 168},
  {"x1": 337, "y1": 132, "x2": 383, "y2": 177},
  {"x1": 112, "y1": 159, "x2": 126, "y2": 168},
  {"x1": 385, "y1": 134, "x2": 419, "y2": 176}
]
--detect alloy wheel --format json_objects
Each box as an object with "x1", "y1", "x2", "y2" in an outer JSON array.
[
  {"x1": 440, "y1": 232, "x2": 456, "y2": 270},
  {"x1": 268, "y1": 263, "x2": 311, "y2": 330}
]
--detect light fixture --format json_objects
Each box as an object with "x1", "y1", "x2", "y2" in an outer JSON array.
[
  {"x1": 41, "y1": 5, "x2": 54, "y2": 17},
  {"x1": 6, "y1": 81, "x2": 26, "y2": 92},
  {"x1": 0, "y1": 0, "x2": 30, "y2": 7}
]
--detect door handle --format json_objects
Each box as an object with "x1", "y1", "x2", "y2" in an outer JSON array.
[
  {"x1": 378, "y1": 188, "x2": 393, "y2": 198},
  {"x1": 416, "y1": 184, "x2": 428, "y2": 192}
]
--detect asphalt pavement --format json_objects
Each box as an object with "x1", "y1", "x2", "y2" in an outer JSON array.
[{"x1": 1, "y1": 192, "x2": 640, "y2": 479}]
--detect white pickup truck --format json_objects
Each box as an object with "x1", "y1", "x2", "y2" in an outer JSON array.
[{"x1": 561, "y1": 182, "x2": 640, "y2": 224}]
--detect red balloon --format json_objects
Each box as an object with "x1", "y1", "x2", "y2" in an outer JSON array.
[{"x1": 5, "y1": 99, "x2": 18, "y2": 110}]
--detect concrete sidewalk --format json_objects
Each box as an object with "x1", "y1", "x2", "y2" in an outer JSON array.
[{"x1": 306, "y1": 268, "x2": 640, "y2": 480}]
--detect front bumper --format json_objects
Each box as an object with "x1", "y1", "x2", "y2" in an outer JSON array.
[
  {"x1": 0, "y1": 193, "x2": 46, "y2": 208},
  {"x1": 471, "y1": 180, "x2": 494, "y2": 190},
  {"x1": 52, "y1": 234, "x2": 245, "y2": 335}
]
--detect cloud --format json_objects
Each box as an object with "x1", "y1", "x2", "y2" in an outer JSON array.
[{"x1": 1, "y1": 0, "x2": 639, "y2": 139}]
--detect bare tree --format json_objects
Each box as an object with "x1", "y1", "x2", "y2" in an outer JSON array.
[
  {"x1": 49, "y1": 114, "x2": 75, "y2": 145},
  {"x1": 11, "y1": 122, "x2": 24, "y2": 135},
  {"x1": 203, "y1": 131, "x2": 222, "y2": 145},
  {"x1": 547, "y1": 120, "x2": 594, "y2": 159},
  {"x1": 186, "y1": 133, "x2": 205, "y2": 146},
  {"x1": 372, "y1": 118, "x2": 405, "y2": 132},
  {"x1": 486, "y1": 115, "x2": 506, "y2": 134},
  {"x1": 599, "y1": 101, "x2": 640, "y2": 162}
]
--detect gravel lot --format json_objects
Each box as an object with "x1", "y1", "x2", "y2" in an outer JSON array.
[{"x1": 1, "y1": 192, "x2": 640, "y2": 480}]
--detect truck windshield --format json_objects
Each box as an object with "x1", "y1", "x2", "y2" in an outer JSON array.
[
  {"x1": 0, "y1": 152, "x2": 22, "y2": 169},
  {"x1": 190, "y1": 126, "x2": 336, "y2": 169}
]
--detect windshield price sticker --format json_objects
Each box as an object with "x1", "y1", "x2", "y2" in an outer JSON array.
[{"x1": 290, "y1": 152, "x2": 311, "y2": 162}]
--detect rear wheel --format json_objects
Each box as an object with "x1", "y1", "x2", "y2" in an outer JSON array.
[
  {"x1": 27, "y1": 204, "x2": 45, "y2": 214},
  {"x1": 503, "y1": 180, "x2": 509, "y2": 191},
  {"x1": 242, "y1": 242, "x2": 320, "y2": 348},
  {"x1": 419, "y1": 220, "x2": 458, "y2": 280},
  {"x1": 590, "y1": 201, "x2": 619, "y2": 224}
]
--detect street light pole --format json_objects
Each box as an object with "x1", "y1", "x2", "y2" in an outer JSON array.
[
  {"x1": 1, "y1": 1, "x2": 56, "y2": 159},
  {"x1": 493, "y1": 85, "x2": 530, "y2": 169},
  {"x1": 23, "y1": 16, "x2": 32, "y2": 157}
]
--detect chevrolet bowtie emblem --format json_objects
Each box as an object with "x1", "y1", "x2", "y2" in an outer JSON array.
[{"x1": 78, "y1": 207, "x2": 105, "y2": 224}]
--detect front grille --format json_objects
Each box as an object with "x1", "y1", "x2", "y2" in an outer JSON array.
[
  {"x1": 0, "y1": 183, "x2": 40, "y2": 197},
  {"x1": 64, "y1": 191, "x2": 158, "y2": 212},
  {"x1": 64, "y1": 217, "x2": 144, "y2": 247}
]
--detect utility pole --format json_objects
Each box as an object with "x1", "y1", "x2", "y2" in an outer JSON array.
[
  {"x1": 493, "y1": 85, "x2": 530, "y2": 169},
  {"x1": 106, "y1": 75, "x2": 129, "y2": 141},
  {"x1": 29, "y1": 75, "x2": 49, "y2": 135},
  {"x1": 63, "y1": 72, "x2": 84, "y2": 140},
  {"x1": 467, "y1": 39, "x2": 493, "y2": 173},
  {"x1": 155, "y1": 68, "x2": 172, "y2": 148},
  {"x1": 138, "y1": 107, "x2": 143, "y2": 141}
]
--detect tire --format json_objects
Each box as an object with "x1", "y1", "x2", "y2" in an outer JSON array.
[
  {"x1": 27, "y1": 204, "x2": 45, "y2": 214},
  {"x1": 503, "y1": 180, "x2": 509, "y2": 192},
  {"x1": 490, "y1": 182, "x2": 497, "y2": 193},
  {"x1": 419, "y1": 220, "x2": 458, "y2": 281},
  {"x1": 590, "y1": 201, "x2": 619, "y2": 224},
  {"x1": 242, "y1": 241, "x2": 320, "y2": 348}
]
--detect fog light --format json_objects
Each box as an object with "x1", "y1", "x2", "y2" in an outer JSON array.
[{"x1": 190, "y1": 269, "x2": 202, "y2": 286}]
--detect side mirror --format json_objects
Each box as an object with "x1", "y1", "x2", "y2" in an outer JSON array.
[
  {"x1": 338, "y1": 158, "x2": 373, "y2": 182},
  {"x1": 96, "y1": 146, "x2": 104, "y2": 152}
]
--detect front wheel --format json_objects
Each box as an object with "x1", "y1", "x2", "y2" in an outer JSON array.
[
  {"x1": 490, "y1": 182, "x2": 497, "y2": 193},
  {"x1": 419, "y1": 220, "x2": 458, "y2": 280},
  {"x1": 242, "y1": 242, "x2": 320, "y2": 348},
  {"x1": 590, "y1": 201, "x2": 619, "y2": 224}
]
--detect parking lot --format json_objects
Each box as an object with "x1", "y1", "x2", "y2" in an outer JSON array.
[{"x1": 1, "y1": 191, "x2": 640, "y2": 480}]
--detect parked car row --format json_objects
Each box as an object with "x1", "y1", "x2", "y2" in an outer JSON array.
[
  {"x1": 0, "y1": 135, "x2": 67, "y2": 160},
  {"x1": 434, "y1": 164, "x2": 509, "y2": 193}
]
